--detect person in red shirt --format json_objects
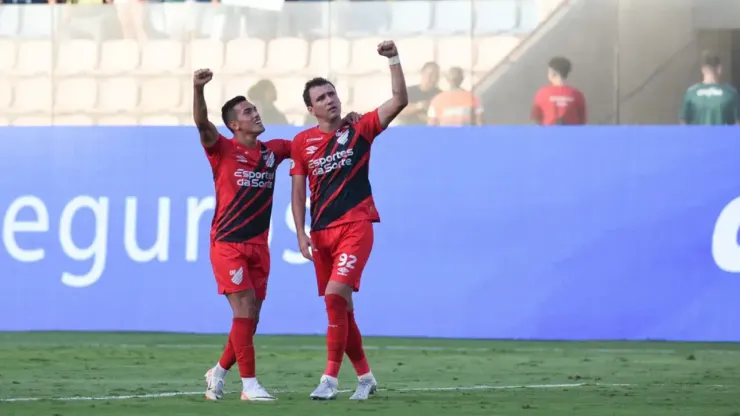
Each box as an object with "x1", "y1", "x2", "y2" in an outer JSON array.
[
  {"x1": 531, "y1": 57, "x2": 587, "y2": 125},
  {"x1": 289, "y1": 40, "x2": 408, "y2": 401},
  {"x1": 192, "y1": 68, "x2": 359, "y2": 402}
]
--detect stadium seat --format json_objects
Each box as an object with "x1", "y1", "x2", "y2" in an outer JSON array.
[
  {"x1": 188, "y1": 39, "x2": 225, "y2": 73},
  {"x1": 97, "y1": 115, "x2": 138, "y2": 126},
  {"x1": 52, "y1": 115, "x2": 94, "y2": 126},
  {"x1": 139, "y1": 40, "x2": 184, "y2": 75},
  {"x1": 351, "y1": 76, "x2": 389, "y2": 113},
  {"x1": 265, "y1": 38, "x2": 309, "y2": 74},
  {"x1": 56, "y1": 40, "x2": 99, "y2": 76},
  {"x1": 387, "y1": 1, "x2": 431, "y2": 35},
  {"x1": 437, "y1": 37, "x2": 475, "y2": 71},
  {"x1": 0, "y1": 78, "x2": 12, "y2": 112},
  {"x1": 180, "y1": 77, "x2": 223, "y2": 114},
  {"x1": 0, "y1": 40, "x2": 16, "y2": 75},
  {"x1": 307, "y1": 38, "x2": 351, "y2": 74},
  {"x1": 473, "y1": 35, "x2": 520, "y2": 72},
  {"x1": 97, "y1": 77, "x2": 139, "y2": 113},
  {"x1": 139, "y1": 77, "x2": 182, "y2": 113},
  {"x1": 223, "y1": 39, "x2": 266, "y2": 74},
  {"x1": 98, "y1": 40, "x2": 140, "y2": 75},
  {"x1": 273, "y1": 77, "x2": 309, "y2": 113},
  {"x1": 19, "y1": 6, "x2": 56, "y2": 38},
  {"x1": 14, "y1": 41, "x2": 53, "y2": 76},
  {"x1": 224, "y1": 76, "x2": 259, "y2": 100},
  {"x1": 12, "y1": 77, "x2": 52, "y2": 114},
  {"x1": 395, "y1": 37, "x2": 435, "y2": 73},
  {"x1": 345, "y1": 37, "x2": 386, "y2": 75},
  {"x1": 0, "y1": 6, "x2": 20, "y2": 37},
  {"x1": 140, "y1": 115, "x2": 180, "y2": 126},
  {"x1": 12, "y1": 116, "x2": 52, "y2": 126},
  {"x1": 431, "y1": 0, "x2": 473, "y2": 35},
  {"x1": 55, "y1": 77, "x2": 97, "y2": 113},
  {"x1": 474, "y1": 0, "x2": 518, "y2": 34}
]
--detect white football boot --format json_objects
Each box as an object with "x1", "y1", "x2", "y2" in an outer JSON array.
[
  {"x1": 349, "y1": 373, "x2": 378, "y2": 400},
  {"x1": 240, "y1": 379, "x2": 277, "y2": 401},
  {"x1": 204, "y1": 368, "x2": 225, "y2": 401},
  {"x1": 309, "y1": 375, "x2": 340, "y2": 400}
]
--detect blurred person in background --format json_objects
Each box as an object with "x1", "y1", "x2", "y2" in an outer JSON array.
[
  {"x1": 59, "y1": 0, "x2": 113, "y2": 41},
  {"x1": 399, "y1": 62, "x2": 441, "y2": 125},
  {"x1": 531, "y1": 56, "x2": 586, "y2": 125},
  {"x1": 248, "y1": 79, "x2": 289, "y2": 125},
  {"x1": 427, "y1": 67, "x2": 483, "y2": 126},
  {"x1": 113, "y1": 0, "x2": 147, "y2": 42},
  {"x1": 679, "y1": 51, "x2": 739, "y2": 125}
]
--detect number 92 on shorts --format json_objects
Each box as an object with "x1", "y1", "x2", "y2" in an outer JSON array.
[{"x1": 310, "y1": 220, "x2": 374, "y2": 296}]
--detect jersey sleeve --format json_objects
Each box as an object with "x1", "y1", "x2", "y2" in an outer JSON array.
[
  {"x1": 268, "y1": 139, "x2": 293, "y2": 163},
  {"x1": 289, "y1": 134, "x2": 308, "y2": 176},
  {"x1": 204, "y1": 134, "x2": 228, "y2": 168},
  {"x1": 355, "y1": 109, "x2": 385, "y2": 144}
]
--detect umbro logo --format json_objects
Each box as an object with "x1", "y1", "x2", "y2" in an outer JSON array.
[{"x1": 305, "y1": 146, "x2": 318, "y2": 155}]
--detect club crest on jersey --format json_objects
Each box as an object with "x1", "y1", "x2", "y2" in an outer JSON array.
[
  {"x1": 305, "y1": 146, "x2": 318, "y2": 155},
  {"x1": 263, "y1": 151, "x2": 275, "y2": 168},
  {"x1": 336, "y1": 129, "x2": 350, "y2": 145}
]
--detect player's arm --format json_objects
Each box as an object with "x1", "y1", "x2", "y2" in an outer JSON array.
[
  {"x1": 531, "y1": 90, "x2": 544, "y2": 125},
  {"x1": 376, "y1": 40, "x2": 408, "y2": 129},
  {"x1": 289, "y1": 138, "x2": 314, "y2": 261},
  {"x1": 192, "y1": 69, "x2": 219, "y2": 148},
  {"x1": 427, "y1": 98, "x2": 439, "y2": 126},
  {"x1": 678, "y1": 88, "x2": 693, "y2": 125}
]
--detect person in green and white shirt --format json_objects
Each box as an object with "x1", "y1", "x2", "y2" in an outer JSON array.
[{"x1": 680, "y1": 52, "x2": 739, "y2": 125}]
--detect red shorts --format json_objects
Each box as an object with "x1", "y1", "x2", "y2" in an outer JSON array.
[
  {"x1": 310, "y1": 220, "x2": 374, "y2": 297},
  {"x1": 210, "y1": 241, "x2": 270, "y2": 299}
]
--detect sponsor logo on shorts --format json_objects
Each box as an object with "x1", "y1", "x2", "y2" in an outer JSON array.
[
  {"x1": 234, "y1": 169, "x2": 275, "y2": 188},
  {"x1": 230, "y1": 267, "x2": 244, "y2": 285},
  {"x1": 337, "y1": 267, "x2": 349, "y2": 276},
  {"x1": 308, "y1": 149, "x2": 354, "y2": 176}
]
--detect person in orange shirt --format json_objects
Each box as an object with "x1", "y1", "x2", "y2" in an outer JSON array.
[
  {"x1": 427, "y1": 67, "x2": 484, "y2": 126},
  {"x1": 531, "y1": 57, "x2": 586, "y2": 125}
]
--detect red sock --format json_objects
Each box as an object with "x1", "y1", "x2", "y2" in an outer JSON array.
[
  {"x1": 231, "y1": 317, "x2": 256, "y2": 378},
  {"x1": 324, "y1": 294, "x2": 348, "y2": 378},
  {"x1": 218, "y1": 335, "x2": 237, "y2": 370},
  {"x1": 345, "y1": 310, "x2": 371, "y2": 376}
]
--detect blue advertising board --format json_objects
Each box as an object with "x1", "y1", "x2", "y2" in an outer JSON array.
[{"x1": 1, "y1": 126, "x2": 739, "y2": 341}]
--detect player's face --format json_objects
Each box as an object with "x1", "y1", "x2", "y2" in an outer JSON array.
[
  {"x1": 229, "y1": 100, "x2": 265, "y2": 135},
  {"x1": 308, "y1": 84, "x2": 342, "y2": 122}
]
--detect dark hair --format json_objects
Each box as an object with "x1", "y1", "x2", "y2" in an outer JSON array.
[
  {"x1": 222, "y1": 95, "x2": 247, "y2": 132},
  {"x1": 303, "y1": 77, "x2": 336, "y2": 107},
  {"x1": 421, "y1": 61, "x2": 439, "y2": 72},
  {"x1": 702, "y1": 51, "x2": 721, "y2": 68},
  {"x1": 548, "y1": 57, "x2": 572, "y2": 79},
  {"x1": 248, "y1": 79, "x2": 275, "y2": 102},
  {"x1": 447, "y1": 66, "x2": 464, "y2": 88}
]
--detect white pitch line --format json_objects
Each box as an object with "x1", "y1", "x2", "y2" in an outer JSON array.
[
  {"x1": 0, "y1": 382, "x2": 630, "y2": 403},
  {"x1": 6, "y1": 343, "x2": 740, "y2": 355}
]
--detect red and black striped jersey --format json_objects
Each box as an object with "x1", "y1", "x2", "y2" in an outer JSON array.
[
  {"x1": 205, "y1": 134, "x2": 291, "y2": 244},
  {"x1": 289, "y1": 109, "x2": 385, "y2": 231}
]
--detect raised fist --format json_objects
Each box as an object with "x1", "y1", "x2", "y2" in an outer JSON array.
[
  {"x1": 193, "y1": 68, "x2": 213, "y2": 87},
  {"x1": 376, "y1": 40, "x2": 398, "y2": 58}
]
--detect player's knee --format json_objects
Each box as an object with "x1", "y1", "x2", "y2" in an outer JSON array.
[
  {"x1": 325, "y1": 280, "x2": 353, "y2": 303},
  {"x1": 227, "y1": 290, "x2": 258, "y2": 318}
]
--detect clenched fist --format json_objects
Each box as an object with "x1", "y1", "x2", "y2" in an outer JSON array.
[
  {"x1": 193, "y1": 68, "x2": 213, "y2": 87},
  {"x1": 377, "y1": 40, "x2": 398, "y2": 58}
]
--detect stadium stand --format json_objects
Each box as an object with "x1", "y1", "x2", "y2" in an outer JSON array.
[{"x1": 0, "y1": 0, "x2": 549, "y2": 126}]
